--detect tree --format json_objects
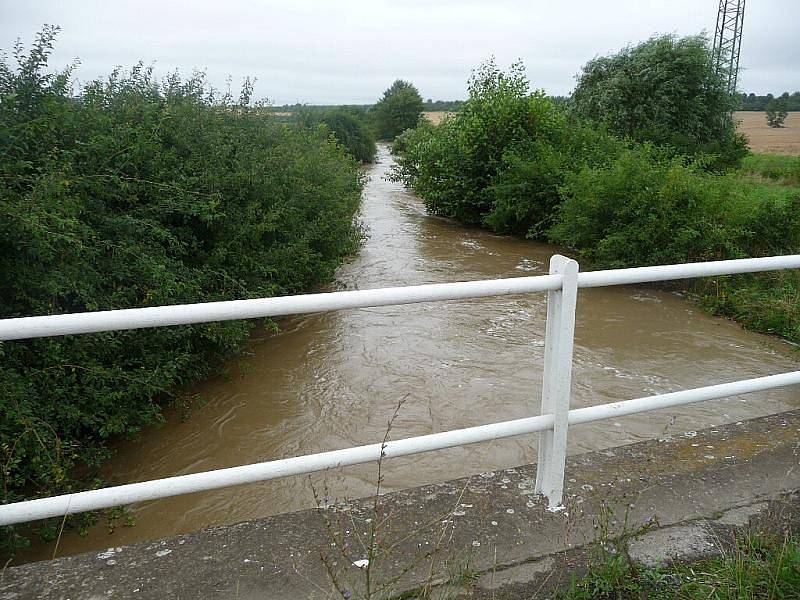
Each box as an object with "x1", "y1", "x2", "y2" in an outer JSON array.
[
  {"x1": 371, "y1": 79, "x2": 424, "y2": 140},
  {"x1": 571, "y1": 34, "x2": 748, "y2": 169},
  {"x1": 390, "y1": 60, "x2": 573, "y2": 229},
  {"x1": 765, "y1": 97, "x2": 789, "y2": 128},
  {"x1": 297, "y1": 107, "x2": 377, "y2": 162}
]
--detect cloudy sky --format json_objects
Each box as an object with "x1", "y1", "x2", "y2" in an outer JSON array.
[{"x1": 1, "y1": 0, "x2": 797, "y2": 104}]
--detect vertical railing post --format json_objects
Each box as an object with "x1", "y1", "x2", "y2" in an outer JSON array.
[{"x1": 535, "y1": 254, "x2": 579, "y2": 509}]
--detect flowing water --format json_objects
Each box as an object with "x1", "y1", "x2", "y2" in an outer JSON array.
[{"x1": 27, "y1": 144, "x2": 799, "y2": 561}]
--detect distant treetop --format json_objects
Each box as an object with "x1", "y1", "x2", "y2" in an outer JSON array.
[{"x1": 371, "y1": 79, "x2": 425, "y2": 140}]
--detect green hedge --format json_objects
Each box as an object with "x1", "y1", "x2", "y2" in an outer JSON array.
[
  {"x1": 550, "y1": 146, "x2": 800, "y2": 341},
  {"x1": 393, "y1": 57, "x2": 800, "y2": 346},
  {"x1": 0, "y1": 28, "x2": 363, "y2": 550},
  {"x1": 297, "y1": 107, "x2": 377, "y2": 163}
]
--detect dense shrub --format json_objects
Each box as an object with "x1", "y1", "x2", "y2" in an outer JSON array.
[
  {"x1": 297, "y1": 107, "x2": 377, "y2": 163},
  {"x1": 371, "y1": 79, "x2": 424, "y2": 140},
  {"x1": 571, "y1": 34, "x2": 748, "y2": 170},
  {"x1": 392, "y1": 61, "x2": 568, "y2": 227},
  {"x1": 550, "y1": 145, "x2": 800, "y2": 266},
  {"x1": 0, "y1": 28, "x2": 363, "y2": 549},
  {"x1": 484, "y1": 123, "x2": 627, "y2": 237},
  {"x1": 392, "y1": 61, "x2": 630, "y2": 237},
  {"x1": 549, "y1": 146, "x2": 800, "y2": 342},
  {"x1": 389, "y1": 117, "x2": 434, "y2": 163},
  {"x1": 551, "y1": 147, "x2": 720, "y2": 266}
]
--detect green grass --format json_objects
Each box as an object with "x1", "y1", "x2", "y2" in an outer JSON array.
[
  {"x1": 740, "y1": 153, "x2": 800, "y2": 185},
  {"x1": 699, "y1": 272, "x2": 800, "y2": 344},
  {"x1": 699, "y1": 161, "x2": 800, "y2": 347},
  {"x1": 559, "y1": 532, "x2": 800, "y2": 599}
]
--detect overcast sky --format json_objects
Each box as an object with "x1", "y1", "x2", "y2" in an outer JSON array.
[{"x1": 1, "y1": 1, "x2": 797, "y2": 104}]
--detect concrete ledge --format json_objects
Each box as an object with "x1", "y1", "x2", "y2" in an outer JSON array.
[
  {"x1": 455, "y1": 492, "x2": 800, "y2": 599},
  {"x1": 2, "y1": 410, "x2": 800, "y2": 599}
]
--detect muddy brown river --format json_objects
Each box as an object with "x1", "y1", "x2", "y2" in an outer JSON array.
[{"x1": 27, "y1": 144, "x2": 799, "y2": 562}]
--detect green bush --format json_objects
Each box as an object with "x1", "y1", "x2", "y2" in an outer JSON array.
[
  {"x1": 571, "y1": 34, "x2": 748, "y2": 170},
  {"x1": 371, "y1": 79, "x2": 424, "y2": 140},
  {"x1": 551, "y1": 147, "x2": 721, "y2": 266},
  {"x1": 297, "y1": 107, "x2": 377, "y2": 163},
  {"x1": 485, "y1": 123, "x2": 627, "y2": 237},
  {"x1": 549, "y1": 145, "x2": 800, "y2": 343},
  {"x1": 0, "y1": 27, "x2": 363, "y2": 550},
  {"x1": 392, "y1": 61, "x2": 631, "y2": 238},
  {"x1": 550, "y1": 146, "x2": 800, "y2": 266},
  {"x1": 740, "y1": 153, "x2": 800, "y2": 185},
  {"x1": 392, "y1": 60, "x2": 568, "y2": 227}
]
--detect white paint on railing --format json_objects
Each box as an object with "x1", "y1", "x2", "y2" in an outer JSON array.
[
  {"x1": 536, "y1": 255, "x2": 578, "y2": 508},
  {"x1": 578, "y1": 254, "x2": 800, "y2": 287},
  {"x1": 1, "y1": 255, "x2": 799, "y2": 341},
  {"x1": 0, "y1": 370, "x2": 798, "y2": 527},
  {"x1": 1, "y1": 254, "x2": 799, "y2": 527},
  {"x1": 0, "y1": 275, "x2": 562, "y2": 341}
]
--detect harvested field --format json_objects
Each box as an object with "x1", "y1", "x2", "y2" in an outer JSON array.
[
  {"x1": 735, "y1": 111, "x2": 800, "y2": 155},
  {"x1": 425, "y1": 111, "x2": 800, "y2": 156},
  {"x1": 272, "y1": 110, "x2": 799, "y2": 156},
  {"x1": 423, "y1": 111, "x2": 449, "y2": 125}
]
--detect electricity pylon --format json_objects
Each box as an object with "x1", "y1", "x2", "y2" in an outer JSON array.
[{"x1": 711, "y1": 0, "x2": 746, "y2": 93}]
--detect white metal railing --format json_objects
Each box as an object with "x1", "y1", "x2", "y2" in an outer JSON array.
[{"x1": 1, "y1": 254, "x2": 799, "y2": 526}]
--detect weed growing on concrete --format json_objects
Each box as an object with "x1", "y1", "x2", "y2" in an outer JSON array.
[
  {"x1": 674, "y1": 531, "x2": 800, "y2": 598},
  {"x1": 313, "y1": 395, "x2": 474, "y2": 599},
  {"x1": 559, "y1": 527, "x2": 800, "y2": 598}
]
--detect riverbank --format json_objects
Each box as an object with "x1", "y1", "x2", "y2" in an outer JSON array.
[
  {"x1": 397, "y1": 78, "x2": 800, "y2": 349},
  {"x1": 0, "y1": 36, "x2": 365, "y2": 558}
]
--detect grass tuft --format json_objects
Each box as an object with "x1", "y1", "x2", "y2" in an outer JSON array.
[{"x1": 559, "y1": 532, "x2": 800, "y2": 599}]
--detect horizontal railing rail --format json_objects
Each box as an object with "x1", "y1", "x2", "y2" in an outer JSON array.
[
  {"x1": 2, "y1": 255, "x2": 799, "y2": 341},
  {"x1": 1, "y1": 254, "x2": 799, "y2": 526},
  {"x1": 0, "y1": 370, "x2": 797, "y2": 527}
]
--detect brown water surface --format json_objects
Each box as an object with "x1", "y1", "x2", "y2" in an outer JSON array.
[{"x1": 27, "y1": 144, "x2": 799, "y2": 561}]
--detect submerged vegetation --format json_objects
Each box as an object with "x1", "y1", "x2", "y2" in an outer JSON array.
[
  {"x1": 0, "y1": 27, "x2": 364, "y2": 552},
  {"x1": 392, "y1": 35, "x2": 800, "y2": 346}
]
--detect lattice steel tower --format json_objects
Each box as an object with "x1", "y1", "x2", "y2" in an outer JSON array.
[{"x1": 712, "y1": 0, "x2": 746, "y2": 93}]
